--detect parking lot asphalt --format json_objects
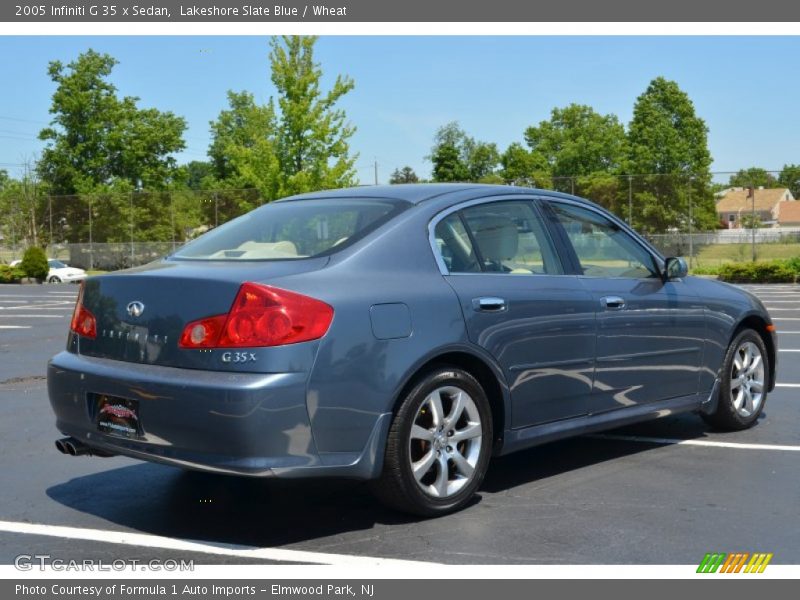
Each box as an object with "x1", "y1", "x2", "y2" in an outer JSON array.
[{"x1": 0, "y1": 282, "x2": 798, "y2": 565}]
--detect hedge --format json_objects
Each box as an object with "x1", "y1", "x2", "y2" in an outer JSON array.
[
  {"x1": 0, "y1": 265, "x2": 26, "y2": 283},
  {"x1": 20, "y1": 246, "x2": 49, "y2": 281},
  {"x1": 717, "y1": 261, "x2": 797, "y2": 284}
]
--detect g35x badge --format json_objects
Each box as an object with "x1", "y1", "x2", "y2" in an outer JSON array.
[{"x1": 221, "y1": 351, "x2": 257, "y2": 364}]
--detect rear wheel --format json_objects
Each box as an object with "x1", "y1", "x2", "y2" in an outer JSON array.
[
  {"x1": 702, "y1": 329, "x2": 769, "y2": 431},
  {"x1": 372, "y1": 367, "x2": 493, "y2": 517}
]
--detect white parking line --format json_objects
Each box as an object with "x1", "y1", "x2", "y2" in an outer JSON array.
[
  {"x1": 0, "y1": 520, "x2": 429, "y2": 567},
  {"x1": 0, "y1": 307, "x2": 71, "y2": 311},
  {"x1": 779, "y1": 349, "x2": 800, "y2": 352},
  {"x1": 0, "y1": 325, "x2": 31, "y2": 329},
  {"x1": 765, "y1": 308, "x2": 800, "y2": 311},
  {"x1": 772, "y1": 317, "x2": 800, "y2": 321},
  {"x1": 776, "y1": 383, "x2": 800, "y2": 388},
  {"x1": 0, "y1": 315, "x2": 63, "y2": 318},
  {"x1": 590, "y1": 434, "x2": 800, "y2": 452}
]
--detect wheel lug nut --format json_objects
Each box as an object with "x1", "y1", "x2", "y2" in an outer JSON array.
[
  {"x1": 448, "y1": 431, "x2": 453, "y2": 436},
  {"x1": 446, "y1": 446, "x2": 452, "y2": 452}
]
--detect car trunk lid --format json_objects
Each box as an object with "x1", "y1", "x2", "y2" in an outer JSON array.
[{"x1": 75, "y1": 258, "x2": 328, "y2": 370}]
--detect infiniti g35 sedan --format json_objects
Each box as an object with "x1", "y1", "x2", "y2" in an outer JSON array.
[{"x1": 48, "y1": 184, "x2": 777, "y2": 516}]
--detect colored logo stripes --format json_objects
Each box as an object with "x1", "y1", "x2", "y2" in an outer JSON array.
[{"x1": 697, "y1": 552, "x2": 773, "y2": 573}]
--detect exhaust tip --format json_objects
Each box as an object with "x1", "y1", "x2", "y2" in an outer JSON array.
[{"x1": 56, "y1": 436, "x2": 92, "y2": 456}]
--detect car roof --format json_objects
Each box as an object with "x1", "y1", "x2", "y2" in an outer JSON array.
[{"x1": 278, "y1": 183, "x2": 592, "y2": 206}]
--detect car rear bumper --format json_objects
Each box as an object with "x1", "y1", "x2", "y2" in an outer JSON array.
[{"x1": 47, "y1": 351, "x2": 389, "y2": 479}]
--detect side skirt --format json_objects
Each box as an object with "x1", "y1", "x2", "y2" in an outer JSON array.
[{"x1": 498, "y1": 384, "x2": 718, "y2": 457}]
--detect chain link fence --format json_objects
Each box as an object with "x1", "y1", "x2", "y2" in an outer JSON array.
[
  {"x1": 0, "y1": 189, "x2": 261, "y2": 269},
  {"x1": 1, "y1": 180, "x2": 800, "y2": 272}
]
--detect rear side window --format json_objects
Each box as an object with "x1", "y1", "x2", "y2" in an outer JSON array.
[
  {"x1": 458, "y1": 201, "x2": 562, "y2": 275},
  {"x1": 172, "y1": 198, "x2": 407, "y2": 261},
  {"x1": 434, "y1": 214, "x2": 481, "y2": 273}
]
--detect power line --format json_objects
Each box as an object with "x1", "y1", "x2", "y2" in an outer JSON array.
[{"x1": 0, "y1": 115, "x2": 48, "y2": 125}]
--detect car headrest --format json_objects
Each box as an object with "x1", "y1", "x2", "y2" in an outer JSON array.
[{"x1": 470, "y1": 216, "x2": 518, "y2": 262}]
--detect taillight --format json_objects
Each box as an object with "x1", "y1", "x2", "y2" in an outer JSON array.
[
  {"x1": 179, "y1": 283, "x2": 333, "y2": 349},
  {"x1": 69, "y1": 283, "x2": 97, "y2": 339}
]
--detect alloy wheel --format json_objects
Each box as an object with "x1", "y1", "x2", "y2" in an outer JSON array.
[
  {"x1": 407, "y1": 385, "x2": 483, "y2": 499},
  {"x1": 730, "y1": 340, "x2": 765, "y2": 418}
]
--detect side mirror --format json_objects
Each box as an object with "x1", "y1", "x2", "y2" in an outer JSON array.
[{"x1": 664, "y1": 256, "x2": 688, "y2": 280}]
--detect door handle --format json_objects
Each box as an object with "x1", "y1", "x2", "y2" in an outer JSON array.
[
  {"x1": 473, "y1": 297, "x2": 507, "y2": 312},
  {"x1": 601, "y1": 296, "x2": 626, "y2": 311}
]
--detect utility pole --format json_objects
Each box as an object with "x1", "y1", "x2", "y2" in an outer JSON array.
[
  {"x1": 627, "y1": 176, "x2": 633, "y2": 226},
  {"x1": 88, "y1": 197, "x2": 93, "y2": 272},
  {"x1": 374, "y1": 159, "x2": 379, "y2": 186},
  {"x1": 130, "y1": 192, "x2": 135, "y2": 264},
  {"x1": 750, "y1": 186, "x2": 756, "y2": 262},
  {"x1": 688, "y1": 176, "x2": 694, "y2": 270},
  {"x1": 48, "y1": 195, "x2": 53, "y2": 249}
]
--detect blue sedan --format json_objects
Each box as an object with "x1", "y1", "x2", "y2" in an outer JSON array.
[{"x1": 48, "y1": 184, "x2": 776, "y2": 515}]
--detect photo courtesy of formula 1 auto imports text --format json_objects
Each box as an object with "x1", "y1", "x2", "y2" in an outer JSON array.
[{"x1": 1, "y1": 1, "x2": 800, "y2": 597}]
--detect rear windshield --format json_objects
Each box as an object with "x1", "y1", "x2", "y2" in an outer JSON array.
[{"x1": 172, "y1": 197, "x2": 408, "y2": 261}]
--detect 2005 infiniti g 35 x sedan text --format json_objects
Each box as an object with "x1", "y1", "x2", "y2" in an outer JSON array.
[{"x1": 48, "y1": 184, "x2": 777, "y2": 516}]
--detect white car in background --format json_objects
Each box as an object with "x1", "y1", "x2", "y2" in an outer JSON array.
[
  {"x1": 9, "y1": 258, "x2": 87, "y2": 284},
  {"x1": 45, "y1": 259, "x2": 87, "y2": 283}
]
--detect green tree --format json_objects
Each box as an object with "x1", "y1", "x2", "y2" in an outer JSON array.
[
  {"x1": 270, "y1": 35, "x2": 357, "y2": 195},
  {"x1": 205, "y1": 90, "x2": 281, "y2": 222},
  {"x1": 499, "y1": 142, "x2": 547, "y2": 186},
  {"x1": 429, "y1": 122, "x2": 499, "y2": 183},
  {"x1": 36, "y1": 49, "x2": 187, "y2": 243},
  {"x1": 524, "y1": 104, "x2": 626, "y2": 192},
  {"x1": 389, "y1": 166, "x2": 419, "y2": 184},
  {"x1": 740, "y1": 213, "x2": 763, "y2": 229},
  {"x1": 728, "y1": 167, "x2": 778, "y2": 189},
  {"x1": 467, "y1": 139, "x2": 501, "y2": 182},
  {"x1": 38, "y1": 49, "x2": 186, "y2": 194},
  {"x1": 626, "y1": 77, "x2": 715, "y2": 233},
  {"x1": 778, "y1": 164, "x2": 800, "y2": 198},
  {"x1": 180, "y1": 161, "x2": 215, "y2": 191},
  {"x1": 0, "y1": 161, "x2": 48, "y2": 248},
  {"x1": 204, "y1": 36, "x2": 357, "y2": 217}
]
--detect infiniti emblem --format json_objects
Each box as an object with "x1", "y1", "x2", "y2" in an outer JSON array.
[{"x1": 126, "y1": 301, "x2": 145, "y2": 318}]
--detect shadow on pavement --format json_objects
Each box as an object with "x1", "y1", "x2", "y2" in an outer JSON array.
[{"x1": 46, "y1": 413, "x2": 725, "y2": 548}]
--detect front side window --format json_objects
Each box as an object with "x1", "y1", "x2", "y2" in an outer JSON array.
[
  {"x1": 549, "y1": 202, "x2": 658, "y2": 279},
  {"x1": 172, "y1": 198, "x2": 407, "y2": 261}
]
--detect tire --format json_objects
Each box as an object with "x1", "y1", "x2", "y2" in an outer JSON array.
[
  {"x1": 48, "y1": 276, "x2": 61, "y2": 284},
  {"x1": 371, "y1": 366, "x2": 493, "y2": 517},
  {"x1": 702, "y1": 328, "x2": 769, "y2": 431}
]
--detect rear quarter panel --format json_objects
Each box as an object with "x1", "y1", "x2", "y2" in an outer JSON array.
[{"x1": 267, "y1": 207, "x2": 485, "y2": 458}]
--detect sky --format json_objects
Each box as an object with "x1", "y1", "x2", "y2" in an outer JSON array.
[{"x1": 1, "y1": 35, "x2": 799, "y2": 184}]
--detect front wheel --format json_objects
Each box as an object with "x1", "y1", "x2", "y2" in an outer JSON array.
[
  {"x1": 48, "y1": 276, "x2": 61, "y2": 284},
  {"x1": 372, "y1": 367, "x2": 493, "y2": 517},
  {"x1": 702, "y1": 329, "x2": 769, "y2": 431}
]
